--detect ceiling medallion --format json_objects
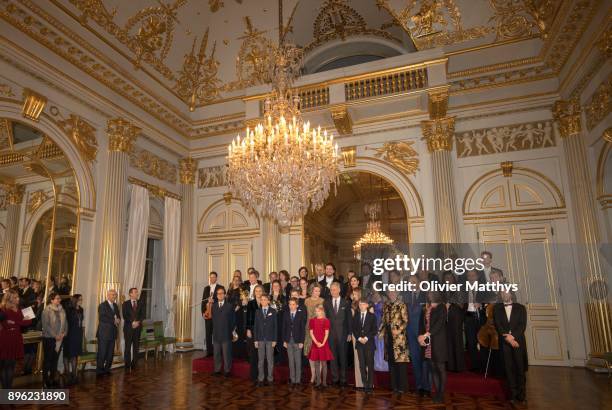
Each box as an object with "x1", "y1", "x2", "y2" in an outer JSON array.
[
  {"x1": 227, "y1": 0, "x2": 339, "y2": 227},
  {"x1": 353, "y1": 202, "x2": 394, "y2": 261}
]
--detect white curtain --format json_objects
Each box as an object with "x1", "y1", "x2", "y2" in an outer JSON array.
[
  {"x1": 163, "y1": 197, "x2": 181, "y2": 349},
  {"x1": 122, "y1": 184, "x2": 150, "y2": 298}
]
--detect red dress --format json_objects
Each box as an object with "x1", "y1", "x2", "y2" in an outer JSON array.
[
  {"x1": 0, "y1": 308, "x2": 32, "y2": 360},
  {"x1": 308, "y1": 317, "x2": 334, "y2": 361}
]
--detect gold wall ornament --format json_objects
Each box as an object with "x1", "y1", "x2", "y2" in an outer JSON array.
[
  {"x1": 0, "y1": 194, "x2": 6, "y2": 211},
  {"x1": 106, "y1": 118, "x2": 140, "y2": 153},
  {"x1": 428, "y1": 88, "x2": 449, "y2": 119},
  {"x1": 128, "y1": 176, "x2": 181, "y2": 201},
  {"x1": 175, "y1": 28, "x2": 221, "y2": 111},
  {"x1": 70, "y1": 0, "x2": 116, "y2": 26},
  {"x1": 27, "y1": 190, "x2": 48, "y2": 214},
  {"x1": 422, "y1": 117, "x2": 455, "y2": 153},
  {"x1": 488, "y1": 0, "x2": 560, "y2": 41},
  {"x1": 21, "y1": 88, "x2": 47, "y2": 121},
  {"x1": 596, "y1": 22, "x2": 611, "y2": 58},
  {"x1": 330, "y1": 106, "x2": 353, "y2": 135},
  {"x1": 209, "y1": 0, "x2": 224, "y2": 12},
  {"x1": 456, "y1": 120, "x2": 555, "y2": 158},
  {"x1": 376, "y1": 0, "x2": 489, "y2": 50},
  {"x1": 501, "y1": 161, "x2": 513, "y2": 177},
  {"x1": 129, "y1": 148, "x2": 178, "y2": 184},
  {"x1": 604, "y1": 127, "x2": 612, "y2": 144},
  {"x1": 198, "y1": 165, "x2": 228, "y2": 188},
  {"x1": 341, "y1": 146, "x2": 356, "y2": 168},
  {"x1": 57, "y1": 115, "x2": 98, "y2": 163},
  {"x1": 0, "y1": 119, "x2": 13, "y2": 152},
  {"x1": 584, "y1": 79, "x2": 610, "y2": 131},
  {"x1": 3, "y1": 184, "x2": 25, "y2": 205},
  {"x1": 223, "y1": 191, "x2": 233, "y2": 204},
  {"x1": 179, "y1": 157, "x2": 196, "y2": 185},
  {"x1": 0, "y1": 82, "x2": 15, "y2": 97},
  {"x1": 232, "y1": 17, "x2": 274, "y2": 89},
  {"x1": 370, "y1": 140, "x2": 420, "y2": 176},
  {"x1": 553, "y1": 99, "x2": 582, "y2": 138}
]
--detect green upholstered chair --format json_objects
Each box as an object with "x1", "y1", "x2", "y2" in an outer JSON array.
[
  {"x1": 140, "y1": 322, "x2": 161, "y2": 360},
  {"x1": 78, "y1": 332, "x2": 98, "y2": 371},
  {"x1": 153, "y1": 321, "x2": 176, "y2": 355}
]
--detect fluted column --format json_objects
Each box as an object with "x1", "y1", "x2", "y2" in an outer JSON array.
[
  {"x1": 98, "y1": 118, "x2": 139, "y2": 301},
  {"x1": 422, "y1": 89, "x2": 461, "y2": 244},
  {"x1": 0, "y1": 185, "x2": 24, "y2": 278},
  {"x1": 553, "y1": 99, "x2": 612, "y2": 354},
  {"x1": 176, "y1": 157, "x2": 195, "y2": 349},
  {"x1": 263, "y1": 217, "x2": 279, "y2": 275}
]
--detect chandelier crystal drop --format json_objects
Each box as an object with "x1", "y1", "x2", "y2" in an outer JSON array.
[
  {"x1": 227, "y1": 40, "x2": 339, "y2": 227},
  {"x1": 353, "y1": 202, "x2": 394, "y2": 260}
]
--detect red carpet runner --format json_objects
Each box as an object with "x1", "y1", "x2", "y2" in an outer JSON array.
[{"x1": 192, "y1": 356, "x2": 507, "y2": 399}]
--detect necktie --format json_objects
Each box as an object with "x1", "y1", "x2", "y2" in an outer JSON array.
[
  {"x1": 334, "y1": 299, "x2": 338, "y2": 314},
  {"x1": 291, "y1": 312, "x2": 295, "y2": 321},
  {"x1": 263, "y1": 309, "x2": 267, "y2": 316},
  {"x1": 219, "y1": 302, "x2": 223, "y2": 308},
  {"x1": 361, "y1": 313, "x2": 365, "y2": 326},
  {"x1": 132, "y1": 300, "x2": 136, "y2": 310}
]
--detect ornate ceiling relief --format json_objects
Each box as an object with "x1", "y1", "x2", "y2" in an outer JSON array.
[
  {"x1": 376, "y1": 0, "x2": 489, "y2": 50},
  {"x1": 456, "y1": 120, "x2": 555, "y2": 158},
  {"x1": 488, "y1": 0, "x2": 561, "y2": 40},
  {"x1": 129, "y1": 148, "x2": 178, "y2": 184},
  {"x1": 175, "y1": 28, "x2": 221, "y2": 111},
  {"x1": 584, "y1": 78, "x2": 610, "y2": 132},
  {"x1": 304, "y1": 0, "x2": 401, "y2": 52},
  {"x1": 230, "y1": 17, "x2": 274, "y2": 90},
  {"x1": 57, "y1": 114, "x2": 98, "y2": 163},
  {"x1": 368, "y1": 141, "x2": 420, "y2": 176}
]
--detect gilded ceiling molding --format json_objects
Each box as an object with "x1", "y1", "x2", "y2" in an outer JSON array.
[
  {"x1": 129, "y1": 148, "x2": 178, "y2": 185},
  {"x1": 552, "y1": 99, "x2": 581, "y2": 138},
  {"x1": 175, "y1": 28, "x2": 221, "y2": 111},
  {"x1": 107, "y1": 118, "x2": 139, "y2": 153},
  {"x1": 368, "y1": 141, "x2": 419, "y2": 176},
  {"x1": 456, "y1": 120, "x2": 555, "y2": 158},
  {"x1": 449, "y1": 65, "x2": 554, "y2": 95},
  {"x1": 376, "y1": 0, "x2": 489, "y2": 50},
  {"x1": 584, "y1": 79, "x2": 610, "y2": 131},
  {"x1": 0, "y1": 82, "x2": 15, "y2": 97},
  {"x1": 179, "y1": 157, "x2": 196, "y2": 185},
  {"x1": 229, "y1": 17, "x2": 274, "y2": 91},
  {"x1": 488, "y1": 0, "x2": 562, "y2": 41},
  {"x1": 21, "y1": 88, "x2": 47, "y2": 121},
  {"x1": 304, "y1": 0, "x2": 401, "y2": 53},
  {"x1": 57, "y1": 114, "x2": 98, "y2": 163},
  {"x1": 0, "y1": 119, "x2": 12, "y2": 151},
  {"x1": 128, "y1": 176, "x2": 181, "y2": 201}
]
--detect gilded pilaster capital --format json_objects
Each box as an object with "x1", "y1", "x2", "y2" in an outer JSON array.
[
  {"x1": 107, "y1": 118, "x2": 140, "y2": 153},
  {"x1": 179, "y1": 157, "x2": 197, "y2": 185},
  {"x1": 552, "y1": 99, "x2": 581, "y2": 138},
  {"x1": 4, "y1": 184, "x2": 25, "y2": 205},
  {"x1": 421, "y1": 117, "x2": 455, "y2": 153},
  {"x1": 428, "y1": 88, "x2": 449, "y2": 119}
]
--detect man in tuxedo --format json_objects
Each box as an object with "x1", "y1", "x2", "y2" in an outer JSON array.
[
  {"x1": 464, "y1": 269, "x2": 485, "y2": 371},
  {"x1": 352, "y1": 298, "x2": 377, "y2": 393},
  {"x1": 324, "y1": 282, "x2": 351, "y2": 386},
  {"x1": 201, "y1": 271, "x2": 219, "y2": 357},
  {"x1": 282, "y1": 297, "x2": 306, "y2": 385},
  {"x1": 254, "y1": 295, "x2": 277, "y2": 386},
  {"x1": 243, "y1": 270, "x2": 262, "y2": 300},
  {"x1": 96, "y1": 289, "x2": 121, "y2": 375},
  {"x1": 212, "y1": 286, "x2": 235, "y2": 376},
  {"x1": 263, "y1": 271, "x2": 278, "y2": 295},
  {"x1": 319, "y1": 263, "x2": 339, "y2": 300},
  {"x1": 494, "y1": 291, "x2": 528, "y2": 406},
  {"x1": 122, "y1": 287, "x2": 145, "y2": 370},
  {"x1": 479, "y1": 251, "x2": 504, "y2": 283},
  {"x1": 18, "y1": 278, "x2": 36, "y2": 307}
]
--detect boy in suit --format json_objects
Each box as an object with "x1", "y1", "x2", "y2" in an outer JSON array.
[
  {"x1": 254, "y1": 294, "x2": 277, "y2": 386},
  {"x1": 212, "y1": 286, "x2": 235, "y2": 376},
  {"x1": 352, "y1": 298, "x2": 377, "y2": 393},
  {"x1": 122, "y1": 287, "x2": 145, "y2": 370},
  {"x1": 282, "y1": 297, "x2": 306, "y2": 386}
]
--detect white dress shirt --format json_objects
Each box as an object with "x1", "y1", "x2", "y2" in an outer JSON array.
[{"x1": 505, "y1": 303, "x2": 512, "y2": 322}]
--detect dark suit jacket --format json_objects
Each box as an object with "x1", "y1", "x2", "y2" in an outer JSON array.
[
  {"x1": 245, "y1": 299, "x2": 259, "y2": 333},
  {"x1": 282, "y1": 308, "x2": 306, "y2": 344},
  {"x1": 418, "y1": 304, "x2": 448, "y2": 363},
  {"x1": 122, "y1": 299, "x2": 145, "y2": 331},
  {"x1": 318, "y1": 278, "x2": 341, "y2": 300},
  {"x1": 97, "y1": 301, "x2": 120, "y2": 341},
  {"x1": 19, "y1": 287, "x2": 37, "y2": 308},
  {"x1": 254, "y1": 307, "x2": 277, "y2": 342},
  {"x1": 352, "y1": 311, "x2": 377, "y2": 350},
  {"x1": 324, "y1": 297, "x2": 351, "y2": 339},
  {"x1": 493, "y1": 302, "x2": 528, "y2": 368},
  {"x1": 201, "y1": 284, "x2": 220, "y2": 314},
  {"x1": 212, "y1": 300, "x2": 236, "y2": 343}
]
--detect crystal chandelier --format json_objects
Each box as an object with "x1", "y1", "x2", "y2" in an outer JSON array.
[
  {"x1": 353, "y1": 202, "x2": 394, "y2": 260},
  {"x1": 227, "y1": 6, "x2": 339, "y2": 227}
]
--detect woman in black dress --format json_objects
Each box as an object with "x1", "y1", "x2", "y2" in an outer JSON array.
[
  {"x1": 245, "y1": 285, "x2": 263, "y2": 382},
  {"x1": 228, "y1": 276, "x2": 247, "y2": 360},
  {"x1": 63, "y1": 294, "x2": 84, "y2": 385},
  {"x1": 442, "y1": 272, "x2": 465, "y2": 372},
  {"x1": 418, "y1": 291, "x2": 448, "y2": 404}
]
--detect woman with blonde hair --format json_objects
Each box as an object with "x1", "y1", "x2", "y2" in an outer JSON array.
[{"x1": 0, "y1": 289, "x2": 32, "y2": 388}]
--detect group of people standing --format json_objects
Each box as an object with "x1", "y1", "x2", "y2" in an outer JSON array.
[{"x1": 202, "y1": 252, "x2": 528, "y2": 406}]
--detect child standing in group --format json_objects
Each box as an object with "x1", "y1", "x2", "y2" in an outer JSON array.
[
  {"x1": 308, "y1": 304, "x2": 334, "y2": 388},
  {"x1": 254, "y1": 294, "x2": 277, "y2": 386}
]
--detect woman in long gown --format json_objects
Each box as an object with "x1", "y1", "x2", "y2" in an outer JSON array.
[
  {"x1": 228, "y1": 275, "x2": 247, "y2": 360},
  {"x1": 304, "y1": 283, "x2": 324, "y2": 384},
  {"x1": 372, "y1": 291, "x2": 389, "y2": 372},
  {"x1": 246, "y1": 285, "x2": 264, "y2": 381},
  {"x1": 349, "y1": 288, "x2": 363, "y2": 389}
]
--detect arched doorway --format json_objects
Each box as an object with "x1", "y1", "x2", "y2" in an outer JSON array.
[{"x1": 303, "y1": 170, "x2": 409, "y2": 276}]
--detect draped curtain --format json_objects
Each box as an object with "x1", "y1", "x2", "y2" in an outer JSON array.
[
  {"x1": 122, "y1": 184, "x2": 150, "y2": 298},
  {"x1": 163, "y1": 197, "x2": 181, "y2": 347}
]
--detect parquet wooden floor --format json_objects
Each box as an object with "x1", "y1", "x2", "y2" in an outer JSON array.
[{"x1": 7, "y1": 352, "x2": 611, "y2": 410}]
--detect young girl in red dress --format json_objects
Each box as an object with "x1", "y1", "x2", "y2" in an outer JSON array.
[{"x1": 308, "y1": 304, "x2": 334, "y2": 388}]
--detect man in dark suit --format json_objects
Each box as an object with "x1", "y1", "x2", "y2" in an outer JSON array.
[
  {"x1": 18, "y1": 278, "x2": 36, "y2": 308},
  {"x1": 263, "y1": 271, "x2": 278, "y2": 295},
  {"x1": 201, "y1": 271, "x2": 219, "y2": 357},
  {"x1": 494, "y1": 291, "x2": 528, "y2": 406},
  {"x1": 212, "y1": 286, "x2": 235, "y2": 376},
  {"x1": 352, "y1": 297, "x2": 377, "y2": 393},
  {"x1": 254, "y1": 294, "x2": 277, "y2": 386},
  {"x1": 282, "y1": 297, "x2": 306, "y2": 385},
  {"x1": 318, "y1": 262, "x2": 340, "y2": 300},
  {"x1": 122, "y1": 287, "x2": 145, "y2": 370},
  {"x1": 405, "y1": 274, "x2": 430, "y2": 395},
  {"x1": 242, "y1": 270, "x2": 263, "y2": 300},
  {"x1": 96, "y1": 289, "x2": 121, "y2": 375},
  {"x1": 324, "y1": 282, "x2": 351, "y2": 386},
  {"x1": 463, "y1": 269, "x2": 486, "y2": 371}
]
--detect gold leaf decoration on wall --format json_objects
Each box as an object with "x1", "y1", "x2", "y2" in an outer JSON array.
[
  {"x1": 488, "y1": 0, "x2": 561, "y2": 40},
  {"x1": 584, "y1": 79, "x2": 610, "y2": 131},
  {"x1": 368, "y1": 141, "x2": 420, "y2": 175},
  {"x1": 129, "y1": 148, "x2": 178, "y2": 184},
  {"x1": 209, "y1": 0, "x2": 224, "y2": 12},
  {"x1": 57, "y1": 114, "x2": 98, "y2": 163}
]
